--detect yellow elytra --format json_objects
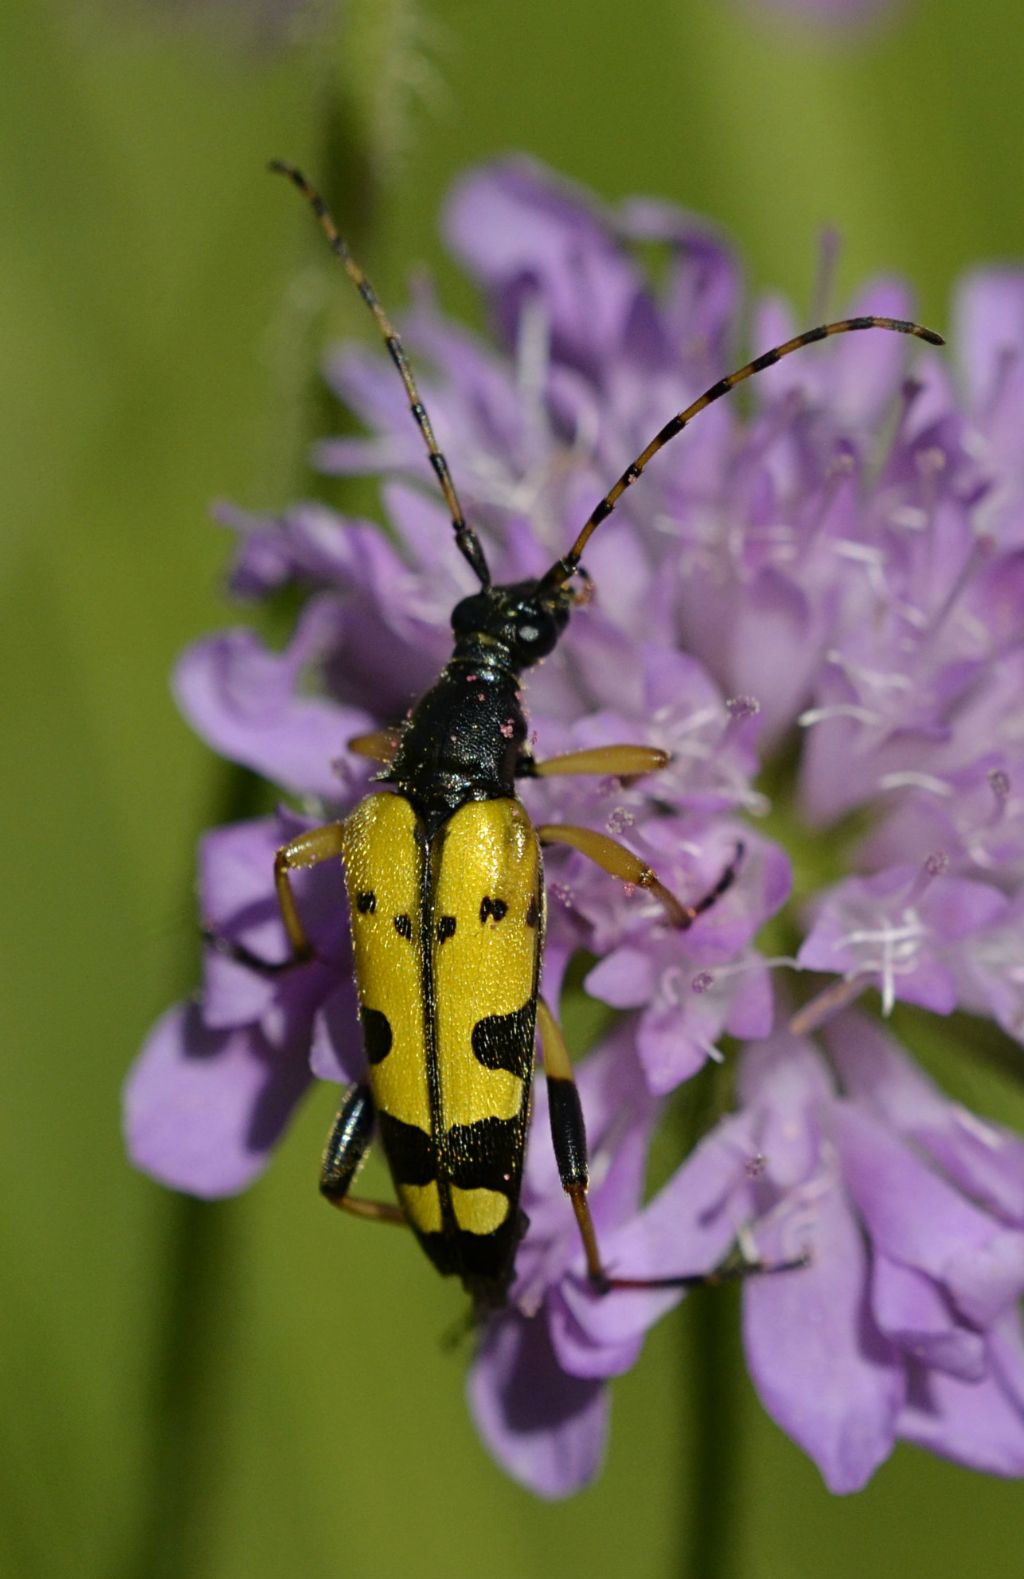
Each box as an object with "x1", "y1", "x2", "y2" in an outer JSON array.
[{"x1": 342, "y1": 794, "x2": 542, "y2": 1280}]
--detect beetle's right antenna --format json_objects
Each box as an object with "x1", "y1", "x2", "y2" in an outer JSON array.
[
  {"x1": 539, "y1": 314, "x2": 945, "y2": 592},
  {"x1": 269, "y1": 160, "x2": 492, "y2": 589}
]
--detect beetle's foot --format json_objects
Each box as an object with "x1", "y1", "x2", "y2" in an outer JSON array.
[{"x1": 201, "y1": 928, "x2": 315, "y2": 976}]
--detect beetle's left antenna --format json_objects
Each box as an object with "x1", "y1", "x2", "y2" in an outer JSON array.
[{"x1": 269, "y1": 160, "x2": 492, "y2": 589}]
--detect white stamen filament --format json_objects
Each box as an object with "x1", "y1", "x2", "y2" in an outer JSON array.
[
  {"x1": 694, "y1": 955, "x2": 802, "y2": 994},
  {"x1": 831, "y1": 539, "x2": 891, "y2": 600},
  {"x1": 825, "y1": 649, "x2": 913, "y2": 694},
  {"x1": 842, "y1": 909, "x2": 930, "y2": 1016},
  {"x1": 888, "y1": 505, "x2": 929, "y2": 532},
  {"x1": 952, "y1": 1105, "x2": 1004, "y2": 1150},
  {"x1": 798, "y1": 702, "x2": 883, "y2": 728},
  {"x1": 515, "y1": 293, "x2": 551, "y2": 455},
  {"x1": 647, "y1": 698, "x2": 768, "y2": 812},
  {"x1": 878, "y1": 770, "x2": 954, "y2": 796}
]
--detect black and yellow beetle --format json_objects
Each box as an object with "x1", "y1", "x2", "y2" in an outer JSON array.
[{"x1": 218, "y1": 162, "x2": 942, "y2": 1310}]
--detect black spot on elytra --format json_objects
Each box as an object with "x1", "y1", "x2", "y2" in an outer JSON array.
[
  {"x1": 361, "y1": 1006, "x2": 393, "y2": 1064},
  {"x1": 446, "y1": 1114, "x2": 526, "y2": 1190},
  {"x1": 525, "y1": 895, "x2": 539, "y2": 928},
  {"x1": 480, "y1": 896, "x2": 508, "y2": 924},
  {"x1": 377, "y1": 1110, "x2": 435, "y2": 1185},
  {"x1": 393, "y1": 913, "x2": 413, "y2": 940},
  {"x1": 356, "y1": 890, "x2": 376, "y2": 915},
  {"x1": 436, "y1": 915, "x2": 457, "y2": 945},
  {"x1": 471, "y1": 1001, "x2": 535, "y2": 1080}
]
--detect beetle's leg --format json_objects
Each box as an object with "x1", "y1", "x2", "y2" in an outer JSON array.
[
  {"x1": 204, "y1": 819, "x2": 347, "y2": 974},
  {"x1": 271, "y1": 821, "x2": 348, "y2": 957},
  {"x1": 520, "y1": 744, "x2": 670, "y2": 779},
  {"x1": 537, "y1": 998, "x2": 605, "y2": 1280},
  {"x1": 536, "y1": 823, "x2": 744, "y2": 930},
  {"x1": 348, "y1": 728, "x2": 401, "y2": 764},
  {"x1": 320, "y1": 1083, "x2": 408, "y2": 1226},
  {"x1": 537, "y1": 1000, "x2": 806, "y2": 1293}
]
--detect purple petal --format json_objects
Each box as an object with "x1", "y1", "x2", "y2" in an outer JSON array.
[
  {"x1": 124, "y1": 1003, "x2": 312, "y2": 1197},
  {"x1": 309, "y1": 980, "x2": 364, "y2": 1084},
  {"x1": 739, "y1": 1033, "x2": 835, "y2": 1191},
  {"x1": 832, "y1": 1104, "x2": 1024, "y2": 1325},
  {"x1": 991, "y1": 1309, "x2": 1024, "y2": 1413},
  {"x1": 921, "y1": 875, "x2": 1010, "y2": 941},
  {"x1": 174, "y1": 596, "x2": 365, "y2": 798},
  {"x1": 723, "y1": 962, "x2": 775, "y2": 1040},
  {"x1": 954, "y1": 269, "x2": 1024, "y2": 413},
  {"x1": 827, "y1": 1012, "x2": 1024, "y2": 1224},
  {"x1": 872, "y1": 1254, "x2": 987, "y2": 1381},
  {"x1": 743, "y1": 1179, "x2": 903, "y2": 1492},
  {"x1": 199, "y1": 818, "x2": 294, "y2": 1028},
  {"x1": 445, "y1": 158, "x2": 643, "y2": 376},
  {"x1": 584, "y1": 946, "x2": 657, "y2": 1008},
  {"x1": 634, "y1": 1002, "x2": 717, "y2": 1094},
  {"x1": 198, "y1": 812, "x2": 350, "y2": 1034},
  {"x1": 742, "y1": 0, "x2": 904, "y2": 30},
  {"x1": 899, "y1": 1318, "x2": 1024, "y2": 1475},
  {"x1": 213, "y1": 502, "x2": 296, "y2": 598},
  {"x1": 468, "y1": 1311, "x2": 609, "y2": 1498},
  {"x1": 719, "y1": 568, "x2": 815, "y2": 740},
  {"x1": 616, "y1": 197, "x2": 739, "y2": 365}
]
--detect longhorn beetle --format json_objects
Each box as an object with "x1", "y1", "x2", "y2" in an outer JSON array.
[{"x1": 217, "y1": 161, "x2": 943, "y2": 1310}]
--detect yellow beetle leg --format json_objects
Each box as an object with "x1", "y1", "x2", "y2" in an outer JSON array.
[
  {"x1": 537, "y1": 1000, "x2": 807, "y2": 1294},
  {"x1": 273, "y1": 821, "x2": 347, "y2": 958},
  {"x1": 204, "y1": 819, "x2": 348, "y2": 974},
  {"x1": 320, "y1": 1084, "x2": 409, "y2": 1228},
  {"x1": 537, "y1": 823, "x2": 744, "y2": 930},
  {"x1": 332, "y1": 1197, "x2": 408, "y2": 1226},
  {"x1": 529, "y1": 744, "x2": 670, "y2": 779},
  {"x1": 347, "y1": 728, "x2": 401, "y2": 764}
]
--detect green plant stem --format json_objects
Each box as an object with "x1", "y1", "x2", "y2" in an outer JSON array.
[
  {"x1": 673, "y1": 1058, "x2": 743, "y2": 1578},
  {"x1": 126, "y1": 761, "x2": 265, "y2": 1579},
  {"x1": 681, "y1": 1284, "x2": 743, "y2": 1579},
  {"x1": 127, "y1": 1196, "x2": 234, "y2": 1579}
]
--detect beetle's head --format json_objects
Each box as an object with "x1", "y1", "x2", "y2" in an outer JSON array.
[{"x1": 451, "y1": 577, "x2": 574, "y2": 669}]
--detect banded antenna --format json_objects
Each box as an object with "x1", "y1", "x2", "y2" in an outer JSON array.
[
  {"x1": 539, "y1": 314, "x2": 944, "y2": 591},
  {"x1": 270, "y1": 160, "x2": 492, "y2": 589}
]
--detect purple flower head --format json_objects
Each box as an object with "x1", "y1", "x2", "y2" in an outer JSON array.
[
  {"x1": 148, "y1": 0, "x2": 339, "y2": 50},
  {"x1": 126, "y1": 158, "x2": 1024, "y2": 1496},
  {"x1": 736, "y1": 0, "x2": 905, "y2": 32}
]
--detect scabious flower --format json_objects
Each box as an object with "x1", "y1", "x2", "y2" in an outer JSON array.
[
  {"x1": 125, "y1": 158, "x2": 1024, "y2": 1497},
  {"x1": 148, "y1": 0, "x2": 334, "y2": 49},
  {"x1": 737, "y1": 0, "x2": 903, "y2": 31}
]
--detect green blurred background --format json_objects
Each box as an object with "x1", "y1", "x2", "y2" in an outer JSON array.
[{"x1": 4, "y1": 0, "x2": 1024, "y2": 1574}]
